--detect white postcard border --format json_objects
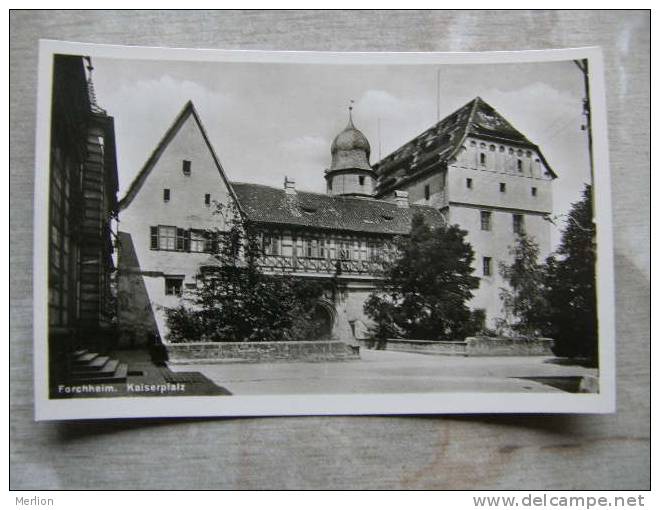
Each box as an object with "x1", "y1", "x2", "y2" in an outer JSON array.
[{"x1": 33, "y1": 41, "x2": 615, "y2": 420}]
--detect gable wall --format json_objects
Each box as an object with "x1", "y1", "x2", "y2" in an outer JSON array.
[{"x1": 117, "y1": 113, "x2": 235, "y2": 344}]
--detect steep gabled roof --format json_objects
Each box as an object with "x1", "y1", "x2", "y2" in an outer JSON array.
[
  {"x1": 118, "y1": 100, "x2": 241, "y2": 211},
  {"x1": 231, "y1": 182, "x2": 445, "y2": 236},
  {"x1": 373, "y1": 96, "x2": 557, "y2": 196}
]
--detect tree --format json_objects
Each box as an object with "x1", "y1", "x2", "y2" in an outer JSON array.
[
  {"x1": 498, "y1": 233, "x2": 549, "y2": 336},
  {"x1": 543, "y1": 185, "x2": 597, "y2": 362},
  {"x1": 165, "y1": 204, "x2": 329, "y2": 343},
  {"x1": 364, "y1": 213, "x2": 480, "y2": 341}
]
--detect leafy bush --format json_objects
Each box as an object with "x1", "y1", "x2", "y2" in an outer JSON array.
[
  {"x1": 364, "y1": 213, "x2": 479, "y2": 341},
  {"x1": 164, "y1": 204, "x2": 331, "y2": 343}
]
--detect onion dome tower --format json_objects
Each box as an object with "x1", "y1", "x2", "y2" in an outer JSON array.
[{"x1": 325, "y1": 103, "x2": 376, "y2": 197}]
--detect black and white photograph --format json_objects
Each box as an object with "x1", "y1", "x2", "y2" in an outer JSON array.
[{"x1": 33, "y1": 41, "x2": 615, "y2": 419}]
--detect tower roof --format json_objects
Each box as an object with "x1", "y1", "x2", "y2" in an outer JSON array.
[{"x1": 328, "y1": 106, "x2": 373, "y2": 173}]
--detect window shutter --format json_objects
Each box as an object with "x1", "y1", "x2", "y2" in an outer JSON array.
[
  {"x1": 150, "y1": 227, "x2": 158, "y2": 250},
  {"x1": 184, "y1": 230, "x2": 191, "y2": 252}
]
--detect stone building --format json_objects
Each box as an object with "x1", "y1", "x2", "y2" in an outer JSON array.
[
  {"x1": 116, "y1": 96, "x2": 555, "y2": 345},
  {"x1": 48, "y1": 55, "x2": 121, "y2": 389},
  {"x1": 374, "y1": 97, "x2": 556, "y2": 327}
]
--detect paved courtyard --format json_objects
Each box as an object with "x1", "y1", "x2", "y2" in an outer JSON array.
[{"x1": 169, "y1": 349, "x2": 597, "y2": 395}]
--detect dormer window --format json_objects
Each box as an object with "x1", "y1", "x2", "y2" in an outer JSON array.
[{"x1": 182, "y1": 160, "x2": 191, "y2": 176}]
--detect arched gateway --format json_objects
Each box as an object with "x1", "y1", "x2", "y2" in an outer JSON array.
[{"x1": 310, "y1": 299, "x2": 336, "y2": 340}]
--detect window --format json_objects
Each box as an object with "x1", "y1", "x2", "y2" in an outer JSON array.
[
  {"x1": 513, "y1": 214, "x2": 525, "y2": 234},
  {"x1": 489, "y1": 144, "x2": 496, "y2": 152},
  {"x1": 480, "y1": 211, "x2": 492, "y2": 231},
  {"x1": 190, "y1": 230, "x2": 207, "y2": 253},
  {"x1": 306, "y1": 238, "x2": 319, "y2": 258},
  {"x1": 483, "y1": 257, "x2": 492, "y2": 277},
  {"x1": 424, "y1": 184, "x2": 430, "y2": 200},
  {"x1": 158, "y1": 226, "x2": 176, "y2": 250},
  {"x1": 205, "y1": 193, "x2": 211, "y2": 206},
  {"x1": 531, "y1": 187, "x2": 537, "y2": 197},
  {"x1": 500, "y1": 182, "x2": 506, "y2": 193},
  {"x1": 263, "y1": 234, "x2": 280, "y2": 256},
  {"x1": 165, "y1": 278, "x2": 183, "y2": 296},
  {"x1": 163, "y1": 188, "x2": 170, "y2": 202},
  {"x1": 182, "y1": 160, "x2": 191, "y2": 176},
  {"x1": 466, "y1": 178, "x2": 473, "y2": 189},
  {"x1": 339, "y1": 241, "x2": 351, "y2": 260},
  {"x1": 359, "y1": 176, "x2": 365, "y2": 186},
  {"x1": 517, "y1": 159, "x2": 523, "y2": 172},
  {"x1": 357, "y1": 241, "x2": 368, "y2": 261},
  {"x1": 150, "y1": 226, "x2": 192, "y2": 252},
  {"x1": 480, "y1": 153, "x2": 486, "y2": 166},
  {"x1": 328, "y1": 180, "x2": 333, "y2": 192}
]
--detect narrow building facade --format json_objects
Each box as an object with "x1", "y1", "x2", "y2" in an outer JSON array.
[{"x1": 48, "y1": 55, "x2": 120, "y2": 389}]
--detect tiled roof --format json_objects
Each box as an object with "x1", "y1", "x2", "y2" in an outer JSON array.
[
  {"x1": 231, "y1": 182, "x2": 445, "y2": 236},
  {"x1": 373, "y1": 96, "x2": 556, "y2": 195}
]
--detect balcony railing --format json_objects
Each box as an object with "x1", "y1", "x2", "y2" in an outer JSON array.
[{"x1": 256, "y1": 255, "x2": 384, "y2": 276}]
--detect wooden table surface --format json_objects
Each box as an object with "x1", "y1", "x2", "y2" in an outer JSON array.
[{"x1": 9, "y1": 10, "x2": 650, "y2": 490}]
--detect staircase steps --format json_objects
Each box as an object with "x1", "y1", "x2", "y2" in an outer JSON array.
[
  {"x1": 69, "y1": 350, "x2": 128, "y2": 384},
  {"x1": 72, "y1": 352, "x2": 98, "y2": 365}
]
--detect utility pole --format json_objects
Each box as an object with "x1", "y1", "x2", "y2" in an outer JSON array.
[
  {"x1": 377, "y1": 117, "x2": 382, "y2": 161},
  {"x1": 574, "y1": 58, "x2": 594, "y2": 185},
  {"x1": 436, "y1": 68, "x2": 441, "y2": 121}
]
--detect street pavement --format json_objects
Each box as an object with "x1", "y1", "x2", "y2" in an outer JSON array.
[{"x1": 169, "y1": 349, "x2": 597, "y2": 395}]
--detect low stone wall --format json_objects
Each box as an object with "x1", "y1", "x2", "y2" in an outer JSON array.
[
  {"x1": 165, "y1": 340, "x2": 360, "y2": 364},
  {"x1": 384, "y1": 336, "x2": 554, "y2": 357},
  {"x1": 384, "y1": 339, "x2": 468, "y2": 356},
  {"x1": 465, "y1": 336, "x2": 554, "y2": 356}
]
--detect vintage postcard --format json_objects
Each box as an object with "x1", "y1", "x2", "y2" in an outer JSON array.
[{"x1": 33, "y1": 41, "x2": 615, "y2": 419}]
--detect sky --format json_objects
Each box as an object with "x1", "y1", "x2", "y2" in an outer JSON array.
[{"x1": 91, "y1": 56, "x2": 592, "y2": 250}]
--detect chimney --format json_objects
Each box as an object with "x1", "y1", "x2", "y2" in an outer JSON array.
[
  {"x1": 394, "y1": 190, "x2": 409, "y2": 208},
  {"x1": 284, "y1": 176, "x2": 296, "y2": 195}
]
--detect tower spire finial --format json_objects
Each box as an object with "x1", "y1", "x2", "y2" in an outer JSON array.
[{"x1": 348, "y1": 99, "x2": 355, "y2": 127}]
